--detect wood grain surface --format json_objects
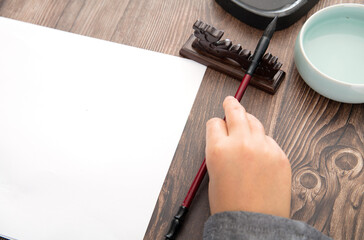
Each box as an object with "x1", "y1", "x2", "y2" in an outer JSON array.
[{"x1": 0, "y1": 0, "x2": 363, "y2": 239}]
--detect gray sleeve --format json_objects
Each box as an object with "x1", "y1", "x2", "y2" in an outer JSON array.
[{"x1": 203, "y1": 211, "x2": 332, "y2": 240}]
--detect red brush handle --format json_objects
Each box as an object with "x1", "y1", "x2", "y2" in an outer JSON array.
[
  {"x1": 165, "y1": 74, "x2": 252, "y2": 239},
  {"x1": 182, "y1": 158, "x2": 207, "y2": 207},
  {"x1": 182, "y1": 74, "x2": 252, "y2": 208},
  {"x1": 234, "y1": 74, "x2": 252, "y2": 102}
]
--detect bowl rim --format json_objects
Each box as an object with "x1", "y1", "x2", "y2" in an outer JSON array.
[{"x1": 298, "y1": 3, "x2": 364, "y2": 87}]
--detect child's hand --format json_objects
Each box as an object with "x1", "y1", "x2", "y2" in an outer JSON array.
[{"x1": 205, "y1": 96, "x2": 291, "y2": 218}]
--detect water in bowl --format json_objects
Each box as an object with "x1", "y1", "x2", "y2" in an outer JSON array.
[{"x1": 304, "y1": 16, "x2": 364, "y2": 84}]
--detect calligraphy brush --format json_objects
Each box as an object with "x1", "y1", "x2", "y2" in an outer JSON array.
[{"x1": 165, "y1": 16, "x2": 278, "y2": 240}]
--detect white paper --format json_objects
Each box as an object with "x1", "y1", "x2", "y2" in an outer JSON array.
[{"x1": 0, "y1": 17, "x2": 206, "y2": 240}]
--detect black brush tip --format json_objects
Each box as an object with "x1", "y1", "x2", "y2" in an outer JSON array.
[{"x1": 263, "y1": 16, "x2": 278, "y2": 39}]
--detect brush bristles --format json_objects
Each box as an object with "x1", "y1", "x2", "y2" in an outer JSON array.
[{"x1": 263, "y1": 16, "x2": 278, "y2": 39}]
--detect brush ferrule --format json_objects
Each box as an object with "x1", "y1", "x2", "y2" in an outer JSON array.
[{"x1": 247, "y1": 36, "x2": 270, "y2": 75}]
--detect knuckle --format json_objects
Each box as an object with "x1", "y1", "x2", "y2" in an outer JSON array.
[
  {"x1": 244, "y1": 143, "x2": 258, "y2": 156},
  {"x1": 256, "y1": 119, "x2": 264, "y2": 130},
  {"x1": 255, "y1": 121, "x2": 265, "y2": 133},
  {"x1": 279, "y1": 153, "x2": 291, "y2": 168},
  {"x1": 248, "y1": 114, "x2": 265, "y2": 131}
]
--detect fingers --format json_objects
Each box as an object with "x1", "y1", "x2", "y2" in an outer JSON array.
[
  {"x1": 212, "y1": 96, "x2": 266, "y2": 140},
  {"x1": 206, "y1": 117, "x2": 228, "y2": 146},
  {"x1": 223, "y1": 96, "x2": 250, "y2": 136}
]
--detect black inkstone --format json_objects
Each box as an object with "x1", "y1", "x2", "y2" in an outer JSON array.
[{"x1": 215, "y1": 0, "x2": 319, "y2": 30}]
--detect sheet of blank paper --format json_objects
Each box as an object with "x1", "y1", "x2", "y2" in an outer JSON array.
[{"x1": 0, "y1": 17, "x2": 206, "y2": 240}]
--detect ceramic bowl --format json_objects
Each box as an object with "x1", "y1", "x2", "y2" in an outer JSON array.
[{"x1": 294, "y1": 4, "x2": 364, "y2": 103}]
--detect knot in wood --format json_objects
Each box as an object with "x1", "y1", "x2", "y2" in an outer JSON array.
[
  {"x1": 335, "y1": 152, "x2": 359, "y2": 171},
  {"x1": 300, "y1": 172, "x2": 318, "y2": 189},
  {"x1": 328, "y1": 147, "x2": 363, "y2": 179}
]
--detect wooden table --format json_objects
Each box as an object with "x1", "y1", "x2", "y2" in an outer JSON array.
[{"x1": 1, "y1": 0, "x2": 363, "y2": 239}]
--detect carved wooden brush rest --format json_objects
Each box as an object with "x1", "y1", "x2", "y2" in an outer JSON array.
[{"x1": 180, "y1": 20, "x2": 286, "y2": 94}]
